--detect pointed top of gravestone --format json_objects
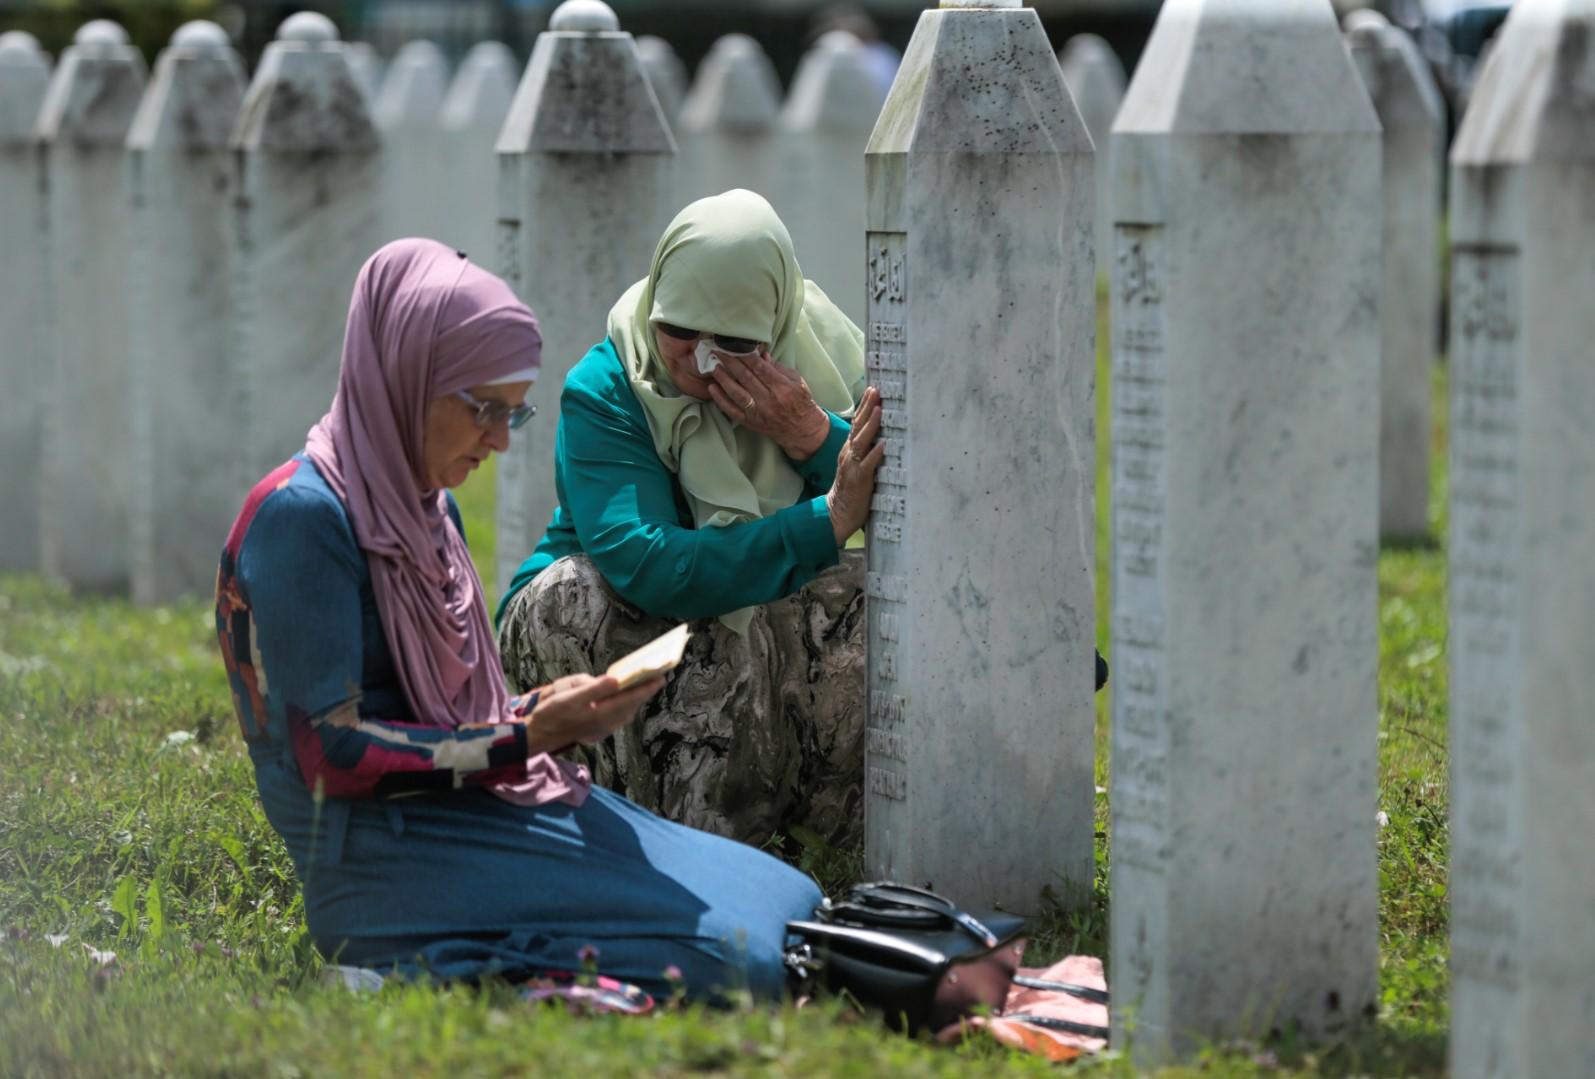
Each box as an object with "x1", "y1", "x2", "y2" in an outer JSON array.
[
  {"x1": 1057, "y1": 33, "x2": 1127, "y2": 146},
  {"x1": 170, "y1": 20, "x2": 231, "y2": 51},
  {"x1": 233, "y1": 14, "x2": 375, "y2": 152},
  {"x1": 1115, "y1": 0, "x2": 1379, "y2": 137},
  {"x1": 439, "y1": 41, "x2": 517, "y2": 132},
  {"x1": 635, "y1": 35, "x2": 687, "y2": 120},
  {"x1": 1344, "y1": 8, "x2": 1444, "y2": 129},
  {"x1": 816, "y1": 29, "x2": 862, "y2": 53},
  {"x1": 784, "y1": 27, "x2": 886, "y2": 133},
  {"x1": 391, "y1": 39, "x2": 445, "y2": 68},
  {"x1": 462, "y1": 40, "x2": 517, "y2": 68},
  {"x1": 1452, "y1": 0, "x2": 1595, "y2": 166},
  {"x1": 708, "y1": 33, "x2": 760, "y2": 58},
  {"x1": 130, "y1": 19, "x2": 245, "y2": 149},
  {"x1": 498, "y1": 12, "x2": 673, "y2": 154},
  {"x1": 36, "y1": 19, "x2": 145, "y2": 144},
  {"x1": 549, "y1": 0, "x2": 620, "y2": 33},
  {"x1": 0, "y1": 31, "x2": 44, "y2": 55},
  {"x1": 939, "y1": 0, "x2": 1021, "y2": 7},
  {"x1": 277, "y1": 12, "x2": 339, "y2": 44},
  {"x1": 869, "y1": 2, "x2": 1089, "y2": 155},
  {"x1": 75, "y1": 20, "x2": 129, "y2": 48},
  {"x1": 1342, "y1": 8, "x2": 1390, "y2": 32},
  {"x1": 0, "y1": 30, "x2": 49, "y2": 145},
  {"x1": 375, "y1": 40, "x2": 447, "y2": 130},
  {"x1": 679, "y1": 32, "x2": 780, "y2": 133}
]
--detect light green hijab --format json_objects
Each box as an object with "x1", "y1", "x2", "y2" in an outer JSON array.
[{"x1": 608, "y1": 189, "x2": 866, "y2": 632}]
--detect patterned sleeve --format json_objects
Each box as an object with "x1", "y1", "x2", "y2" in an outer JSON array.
[{"x1": 217, "y1": 475, "x2": 531, "y2": 800}]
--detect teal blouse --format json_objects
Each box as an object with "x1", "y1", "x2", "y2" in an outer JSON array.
[{"x1": 497, "y1": 338, "x2": 851, "y2": 624}]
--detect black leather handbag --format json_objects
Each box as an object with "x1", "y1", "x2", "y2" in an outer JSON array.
[{"x1": 785, "y1": 882, "x2": 1028, "y2": 1034}]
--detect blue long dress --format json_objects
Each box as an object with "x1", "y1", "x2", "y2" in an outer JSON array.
[{"x1": 214, "y1": 454, "x2": 821, "y2": 998}]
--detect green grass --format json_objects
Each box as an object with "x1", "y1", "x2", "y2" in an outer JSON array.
[{"x1": 0, "y1": 315, "x2": 1452, "y2": 1074}]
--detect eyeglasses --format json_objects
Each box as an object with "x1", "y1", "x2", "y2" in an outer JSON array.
[
  {"x1": 455, "y1": 389, "x2": 536, "y2": 430},
  {"x1": 654, "y1": 321, "x2": 762, "y2": 357}
]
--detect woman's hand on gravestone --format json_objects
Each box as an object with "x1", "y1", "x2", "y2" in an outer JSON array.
[
  {"x1": 523, "y1": 673, "x2": 666, "y2": 754},
  {"x1": 827, "y1": 386, "x2": 886, "y2": 545},
  {"x1": 708, "y1": 349, "x2": 831, "y2": 461}
]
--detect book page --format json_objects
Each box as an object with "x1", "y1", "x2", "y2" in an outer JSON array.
[{"x1": 605, "y1": 623, "x2": 691, "y2": 689}]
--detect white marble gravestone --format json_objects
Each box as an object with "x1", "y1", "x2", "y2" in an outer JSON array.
[
  {"x1": 676, "y1": 34, "x2": 781, "y2": 210},
  {"x1": 1057, "y1": 35, "x2": 1127, "y2": 282},
  {"x1": 1108, "y1": 0, "x2": 1381, "y2": 1060},
  {"x1": 375, "y1": 40, "x2": 451, "y2": 246},
  {"x1": 230, "y1": 13, "x2": 381, "y2": 485},
  {"x1": 1448, "y1": 2, "x2": 1595, "y2": 1074},
  {"x1": 127, "y1": 22, "x2": 247, "y2": 604},
  {"x1": 35, "y1": 20, "x2": 146, "y2": 589},
  {"x1": 1344, "y1": 10, "x2": 1444, "y2": 542},
  {"x1": 0, "y1": 33, "x2": 50, "y2": 573},
  {"x1": 492, "y1": 0, "x2": 675, "y2": 594},
  {"x1": 781, "y1": 31, "x2": 886, "y2": 325},
  {"x1": 440, "y1": 41, "x2": 518, "y2": 268},
  {"x1": 635, "y1": 35, "x2": 687, "y2": 128},
  {"x1": 863, "y1": 0, "x2": 1096, "y2": 914}
]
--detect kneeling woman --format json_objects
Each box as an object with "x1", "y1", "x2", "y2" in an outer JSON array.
[
  {"x1": 495, "y1": 190, "x2": 885, "y2": 846},
  {"x1": 215, "y1": 239, "x2": 820, "y2": 997}
]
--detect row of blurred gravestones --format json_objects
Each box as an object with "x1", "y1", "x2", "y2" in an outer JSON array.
[{"x1": 0, "y1": 3, "x2": 1445, "y2": 604}]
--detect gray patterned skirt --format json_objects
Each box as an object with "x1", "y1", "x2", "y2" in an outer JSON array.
[{"x1": 497, "y1": 552, "x2": 867, "y2": 847}]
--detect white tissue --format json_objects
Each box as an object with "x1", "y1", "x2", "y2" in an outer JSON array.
[{"x1": 694, "y1": 338, "x2": 722, "y2": 376}]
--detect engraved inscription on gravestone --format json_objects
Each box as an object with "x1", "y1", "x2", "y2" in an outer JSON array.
[
  {"x1": 1111, "y1": 224, "x2": 1170, "y2": 872},
  {"x1": 865, "y1": 231, "x2": 908, "y2": 806},
  {"x1": 1448, "y1": 246, "x2": 1523, "y2": 988}
]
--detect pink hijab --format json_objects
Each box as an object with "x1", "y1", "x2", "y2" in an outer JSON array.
[{"x1": 305, "y1": 238, "x2": 588, "y2": 807}]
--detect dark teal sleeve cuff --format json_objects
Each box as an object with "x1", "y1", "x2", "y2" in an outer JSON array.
[
  {"x1": 789, "y1": 411, "x2": 850, "y2": 493},
  {"x1": 780, "y1": 496, "x2": 840, "y2": 574}
]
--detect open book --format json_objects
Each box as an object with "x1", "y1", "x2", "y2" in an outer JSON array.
[{"x1": 605, "y1": 623, "x2": 692, "y2": 689}]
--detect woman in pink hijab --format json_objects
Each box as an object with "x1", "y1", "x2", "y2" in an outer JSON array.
[{"x1": 215, "y1": 239, "x2": 822, "y2": 998}]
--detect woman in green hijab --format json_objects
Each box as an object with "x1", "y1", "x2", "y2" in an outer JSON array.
[{"x1": 497, "y1": 190, "x2": 883, "y2": 845}]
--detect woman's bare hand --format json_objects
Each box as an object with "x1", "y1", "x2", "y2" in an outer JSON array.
[
  {"x1": 523, "y1": 673, "x2": 665, "y2": 755},
  {"x1": 826, "y1": 386, "x2": 886, "y2": 545},
  {"x1": 707, "y1": 349, "x2": 831, "y2": 460}
]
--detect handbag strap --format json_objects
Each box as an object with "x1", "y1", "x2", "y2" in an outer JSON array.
[
  {"x1": 1010, "y1": 975, "x2": 1111, "y2": 1006},
  {"x1": 1000, "y1": 1013, "x2": 1111, "y2": 1040},
  {"x1": 831, "y1": 882, "x2": 1001, "y2": 948}
]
